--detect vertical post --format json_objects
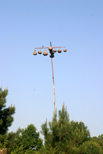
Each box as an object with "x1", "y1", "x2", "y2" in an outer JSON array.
[{"x1": 51, "y1": 58, "x2": 55, "y2": 111}]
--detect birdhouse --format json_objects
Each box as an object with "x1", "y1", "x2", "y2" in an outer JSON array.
[
  {"x1": 38, "y1": 50, "x2": 42, "y2": 54},
  {"x1": 53, "y1": 49, "x2": 56, "y2": 52},
  {"x1": 33, "y1": 50, "x2": 37, "y2": 55},
  {"x1": 58, "y1": 49, "x2": 62, "y2": 53},
  {"x1": 43, "y1": 50, "x2": 48, "y2": 56},
  {"x1": 48, "y1": 46, "x2": 52, "y2": 50},
  {"x1": 63, "y1": 49, "x2": 67, "y2": 52}
]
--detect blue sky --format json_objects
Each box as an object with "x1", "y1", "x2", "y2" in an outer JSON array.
[{"x1": 0, "y1": 0, "x2": 103, "y2": 137}]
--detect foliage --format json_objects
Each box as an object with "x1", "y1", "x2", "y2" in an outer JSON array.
[
  {"x1": 69, "y1": 121, "x2": 90, "y2": 145},
  {"x1": 6, "y1": 128, "x2": 23, "y2": 153},
  {"x1": 11, "y1": 145, "x2": 24, "y2": 154},
  {"x1": 0, "y1": 87, "x2": 15, "y2": 147},
  {"x1": 90, "y1": 136, "x2": 103, "y2": 151},
  {"x1": 11, "y1": 124, "x2": 43, "y2": 153},
  {"x1": 98, "y1": 134, "x2": 103, "y2": 142},
  {"x1": 35, "y1": 146, "x2": 64, "y2": 154},
  {"x1": 0, "y1": 134, "x2": 8, "y2": 149},
  {"x1": 41, "y1": 104, "x2": 90, "y2": 153},
  {"x1": 1, "y1": 89, "x2": 103, "y2": 154},
  {"x1": 79, "y1": 140, "x2": 103, "y2": 154}
]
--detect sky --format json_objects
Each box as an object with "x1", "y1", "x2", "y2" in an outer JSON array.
[{"x1": 0, "y1": 0, "x2": 103, "y2": 137}]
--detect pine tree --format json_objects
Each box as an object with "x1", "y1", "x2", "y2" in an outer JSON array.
[
  {"x1": 41, "y1": 103, "x2": 90, "y2": 153},
  {"x1": 41, "y1": 104, "x2": 71, "y2": 153},
  {"x1": 0, "y1": 87, "x2": 15, "y2": 136}
]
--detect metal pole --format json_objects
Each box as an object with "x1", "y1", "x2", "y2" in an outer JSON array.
[{"x1": 51, "y1": 58, "x2": 55, "y2": 111}]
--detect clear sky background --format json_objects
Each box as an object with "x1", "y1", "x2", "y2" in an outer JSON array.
[{"x1": 0, "y1": 0, "x2": 103, "y2": 137}]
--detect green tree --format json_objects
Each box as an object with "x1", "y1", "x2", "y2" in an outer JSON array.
[
  {"x1": 11, "y1": 145, "x2": 24, "y2": 154},
  {"x1": 70, "y1": 121, "x2": 90, "y2": 145},
  {"x1": 98, "y1": 134, "x2": 103, "y2": 142},
  {"x1": 6, "y1": 128, "x2": 23, "y2": 153},
  {"x1": 0, "y1": 87, "x2": 15, "y2": 146},
  {"x1": 90, "y1": 135, "x2": 103, "y2": 151},
  {"x1": 79, "y1": 140, "x2": 103, "y2": 154},
  {"x1": 41, "y1": 104, "x2": 90, "y2": 153},
  {"x1": 14, "y1": 124, "x2": 43, "y2": 153}
]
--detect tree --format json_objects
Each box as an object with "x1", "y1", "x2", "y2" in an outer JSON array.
[
  {"x1": 79, "y1": 140, "x2": 103, "y2": 154},
  {"x1": 98, "y1": 134, "x2": 103, "y2": 142},
  {"x1": 0, "y1": 87, "x2": 15, "y2": 145},
  {"x1": 41, "y1": 103, "x2": 90, "y2": 153},
  {"x1": 90, "y1": 135, "x2": 103, "y2": 151},
  {"x1": 14, "y1": 124, "x2": 43, "y2": 153},
  {"x1": 6, "y1": 128, "x2": 23, "y2": 153},
  {"x1": 70, "y1": 121, "x2": 90, "y2": 145}
]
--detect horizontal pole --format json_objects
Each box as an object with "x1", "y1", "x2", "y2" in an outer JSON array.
[{"x1": 35, "y1": 46, "x2": 66, "y2": 49}]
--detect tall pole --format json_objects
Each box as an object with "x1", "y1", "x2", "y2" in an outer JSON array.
[
  {"x1": 51, "y1": 58, "x2": 55, "y2": 111},
  {"x1": 33, "y1": 42, "x2": 67, "y2": 111}
]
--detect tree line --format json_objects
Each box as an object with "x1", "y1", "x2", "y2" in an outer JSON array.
[{"x1": 0, "y1": 87, "x2": 103, "y2": 154}]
